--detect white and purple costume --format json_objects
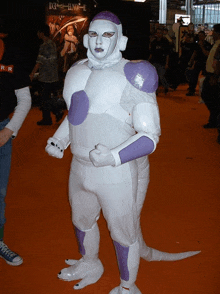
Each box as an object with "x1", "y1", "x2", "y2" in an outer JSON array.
[{"x1": 46, "y1": 11, "x2": 200, "y2": 294}]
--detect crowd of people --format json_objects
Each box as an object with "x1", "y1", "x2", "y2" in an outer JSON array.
[
  {"x1": 149, "y1": 23, "x2": 220, "y2": 143},
  {"x1": 149, "y1": 24, "x2": 214, "y2": 94}
]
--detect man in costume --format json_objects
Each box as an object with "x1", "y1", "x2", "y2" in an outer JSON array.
[{"x1": 46, "y1": 11, "x2": 200, "y2": 294}]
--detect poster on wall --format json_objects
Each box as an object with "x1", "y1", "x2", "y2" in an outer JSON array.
[{"x1": 46, "y1": 1, "x2": 90, "y2": 73}]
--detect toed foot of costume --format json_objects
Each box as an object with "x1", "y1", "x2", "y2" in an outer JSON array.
[
  {"x1": 58, "y1": 223, "x2": 104, "y2": 289},
  {"x1": 58, "y1": 257, "x2": 104, "y2": 289}
]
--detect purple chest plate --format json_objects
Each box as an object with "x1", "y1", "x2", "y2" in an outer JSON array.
[{"x1": 68, "y1": 90, "x2": 89, "y2": 126}]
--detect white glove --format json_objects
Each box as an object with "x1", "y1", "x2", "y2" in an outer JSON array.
[
  {"x1": 45, "y1": 137, "x2": 66, "y2": 159},
  {"x1": 89, "y1": 144, "x2": 115, "y2": 167}
]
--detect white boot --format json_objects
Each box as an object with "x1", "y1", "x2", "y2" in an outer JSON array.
[
  {"x1": 110, "y1": 240, "x2": 141, "y2": 294},
  {"x1": 109, "y1": 284, "x2": 141, "y2": 294},
  {"x1": 58, "y1": 223, "x2": 104, "y2": 290}
]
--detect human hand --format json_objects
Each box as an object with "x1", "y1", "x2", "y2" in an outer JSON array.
[
  {"x1": 29, "y1": 73, "x2": 35, "y2": 82},
  {"x1": 89, "y1": 144, "x2": 115, "y2": 167},
  {"x1": 45, "y1": 137, "x2": 65, "y2": 159},
  {"x1": 0, "y1": 128, "x2": 13, "y2": 147}
]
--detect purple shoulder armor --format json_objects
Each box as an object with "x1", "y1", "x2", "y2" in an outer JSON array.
[{"x1": 124, "y1": 60, "x2": 158, "y2": 93}]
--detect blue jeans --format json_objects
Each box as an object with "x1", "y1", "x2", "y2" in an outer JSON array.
[{"x1": 0, "y1": 118, "x2": 12, "y2": 237}]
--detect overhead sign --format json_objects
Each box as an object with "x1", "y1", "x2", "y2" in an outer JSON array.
[{"x1": 175, "y1": 14, "x2": 191, "y2": 26}]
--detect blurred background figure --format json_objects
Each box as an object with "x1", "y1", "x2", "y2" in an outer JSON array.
[
  {"x1": 149, "y1": 27, "x2": 170, "y2": 94},
  {"x1": 172, "y1": 17, "x2": 184, "y2": 52},
  {"x1": 185, "y1": 31, "x2": 212, "y2": 96},
  {"x1": 206, "y1": 30, "x2": 214, "y2": 45},
  {"x1": 163, "y1": 27, "x2": 173, "y2": 44},
  {"x1": 30, "y1": 24, "x2": 64, "y2": 126},
  {"x1": 214, "y1": 46, "x2": 220, "y2": 143},
  {"x1": 179, "y1": 32, "x2": 195, "y2": 84},
  {"x1": 201, "y1": 24, "x2": 220, "y2": 129},
  {"x1": 188, "y1": 22, "x2": 195, "y2": 42}
]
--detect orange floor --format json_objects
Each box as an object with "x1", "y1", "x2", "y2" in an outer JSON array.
[{"x1": 1, "y1": 84, "x2": 220, "y2": 294}]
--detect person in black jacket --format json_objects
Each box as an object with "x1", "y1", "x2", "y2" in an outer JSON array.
[
  {"x1": 186, "y1": 31, "x2": 212, "y2": 96},
  {"x1": 179, "y1": 33, "x2": 195, "y2": 83},
  {"x1": 148, "y1": 28, "x2": 170, "y2": 94}
]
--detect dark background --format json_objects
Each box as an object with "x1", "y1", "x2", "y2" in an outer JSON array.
[
  {"x1": 95, "y1": 0, "x2": 151, "y2": 60},
  {"x1": 1, "y1": 0, "x2": 151, "y2": 68}
]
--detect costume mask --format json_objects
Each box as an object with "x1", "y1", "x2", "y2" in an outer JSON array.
[
  {"x1": 83, "y1": 11, "x2": 128, "y2": 69},
  {"x1": 88, "y1": 20, "x2": 118, "y2": 60}
]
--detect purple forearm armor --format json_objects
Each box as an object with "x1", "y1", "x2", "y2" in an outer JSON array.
[{"x1": 119, "y1": 136, "x2": 154, "y2": 164}]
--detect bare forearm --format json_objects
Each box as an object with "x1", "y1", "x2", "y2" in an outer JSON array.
[{"x1": 30, "y1": 63, "x2": 40, "y2": 81}]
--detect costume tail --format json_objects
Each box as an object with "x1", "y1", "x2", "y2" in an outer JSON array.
[
  {"x1": 140, "y1": 243, "x2": 201, "y2": 261},
  {"x1": 139, "y1": 227, "x2": 200, "y2": 262}
]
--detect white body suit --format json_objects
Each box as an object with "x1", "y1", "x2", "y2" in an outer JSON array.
[
  {"x1": 65, "y1": 58, "x2": 160, "y2": 246},
  {"x1": 46, "y1": 11, "x2": 200, "y2": 294}
]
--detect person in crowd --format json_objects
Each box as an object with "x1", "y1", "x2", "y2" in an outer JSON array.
[
  {"x1": 213, "y1": 46, "x2": 220, "y2": 143},
  {"x1": 188, "y1": 22, "x2": 195, "y2": 42},
  {"x1": 186, "y1": 31, "x2": 212, "y2": 96},
  {"x1": 148, "y1": 27, "x2": 170, "y2": 94},
  {"x1": 178, "y1": 33, "x2": 195, "y2": 83},
  {"x1": 201, "y1": 24, "x2": 220, "y2": 128},
  {"x1": 172, "y1": 18, "x2": 183, "y2": 52},
  {"x1": 0, "y1": 24, "x2": 31, "y2": 266},
  {"x1": 163, "y1": 27, "x2": 173, "y2": 44},
  {"x1": 206, "y1": 29, "x2": 214, "y2": 45},
  {"x1": 30, "y1": 24, "x2": 63, "y2": 125}
]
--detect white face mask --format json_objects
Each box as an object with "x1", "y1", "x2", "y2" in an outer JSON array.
[{"x1": 88, "y1": 20, "x2": 118, "y2": 60}]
